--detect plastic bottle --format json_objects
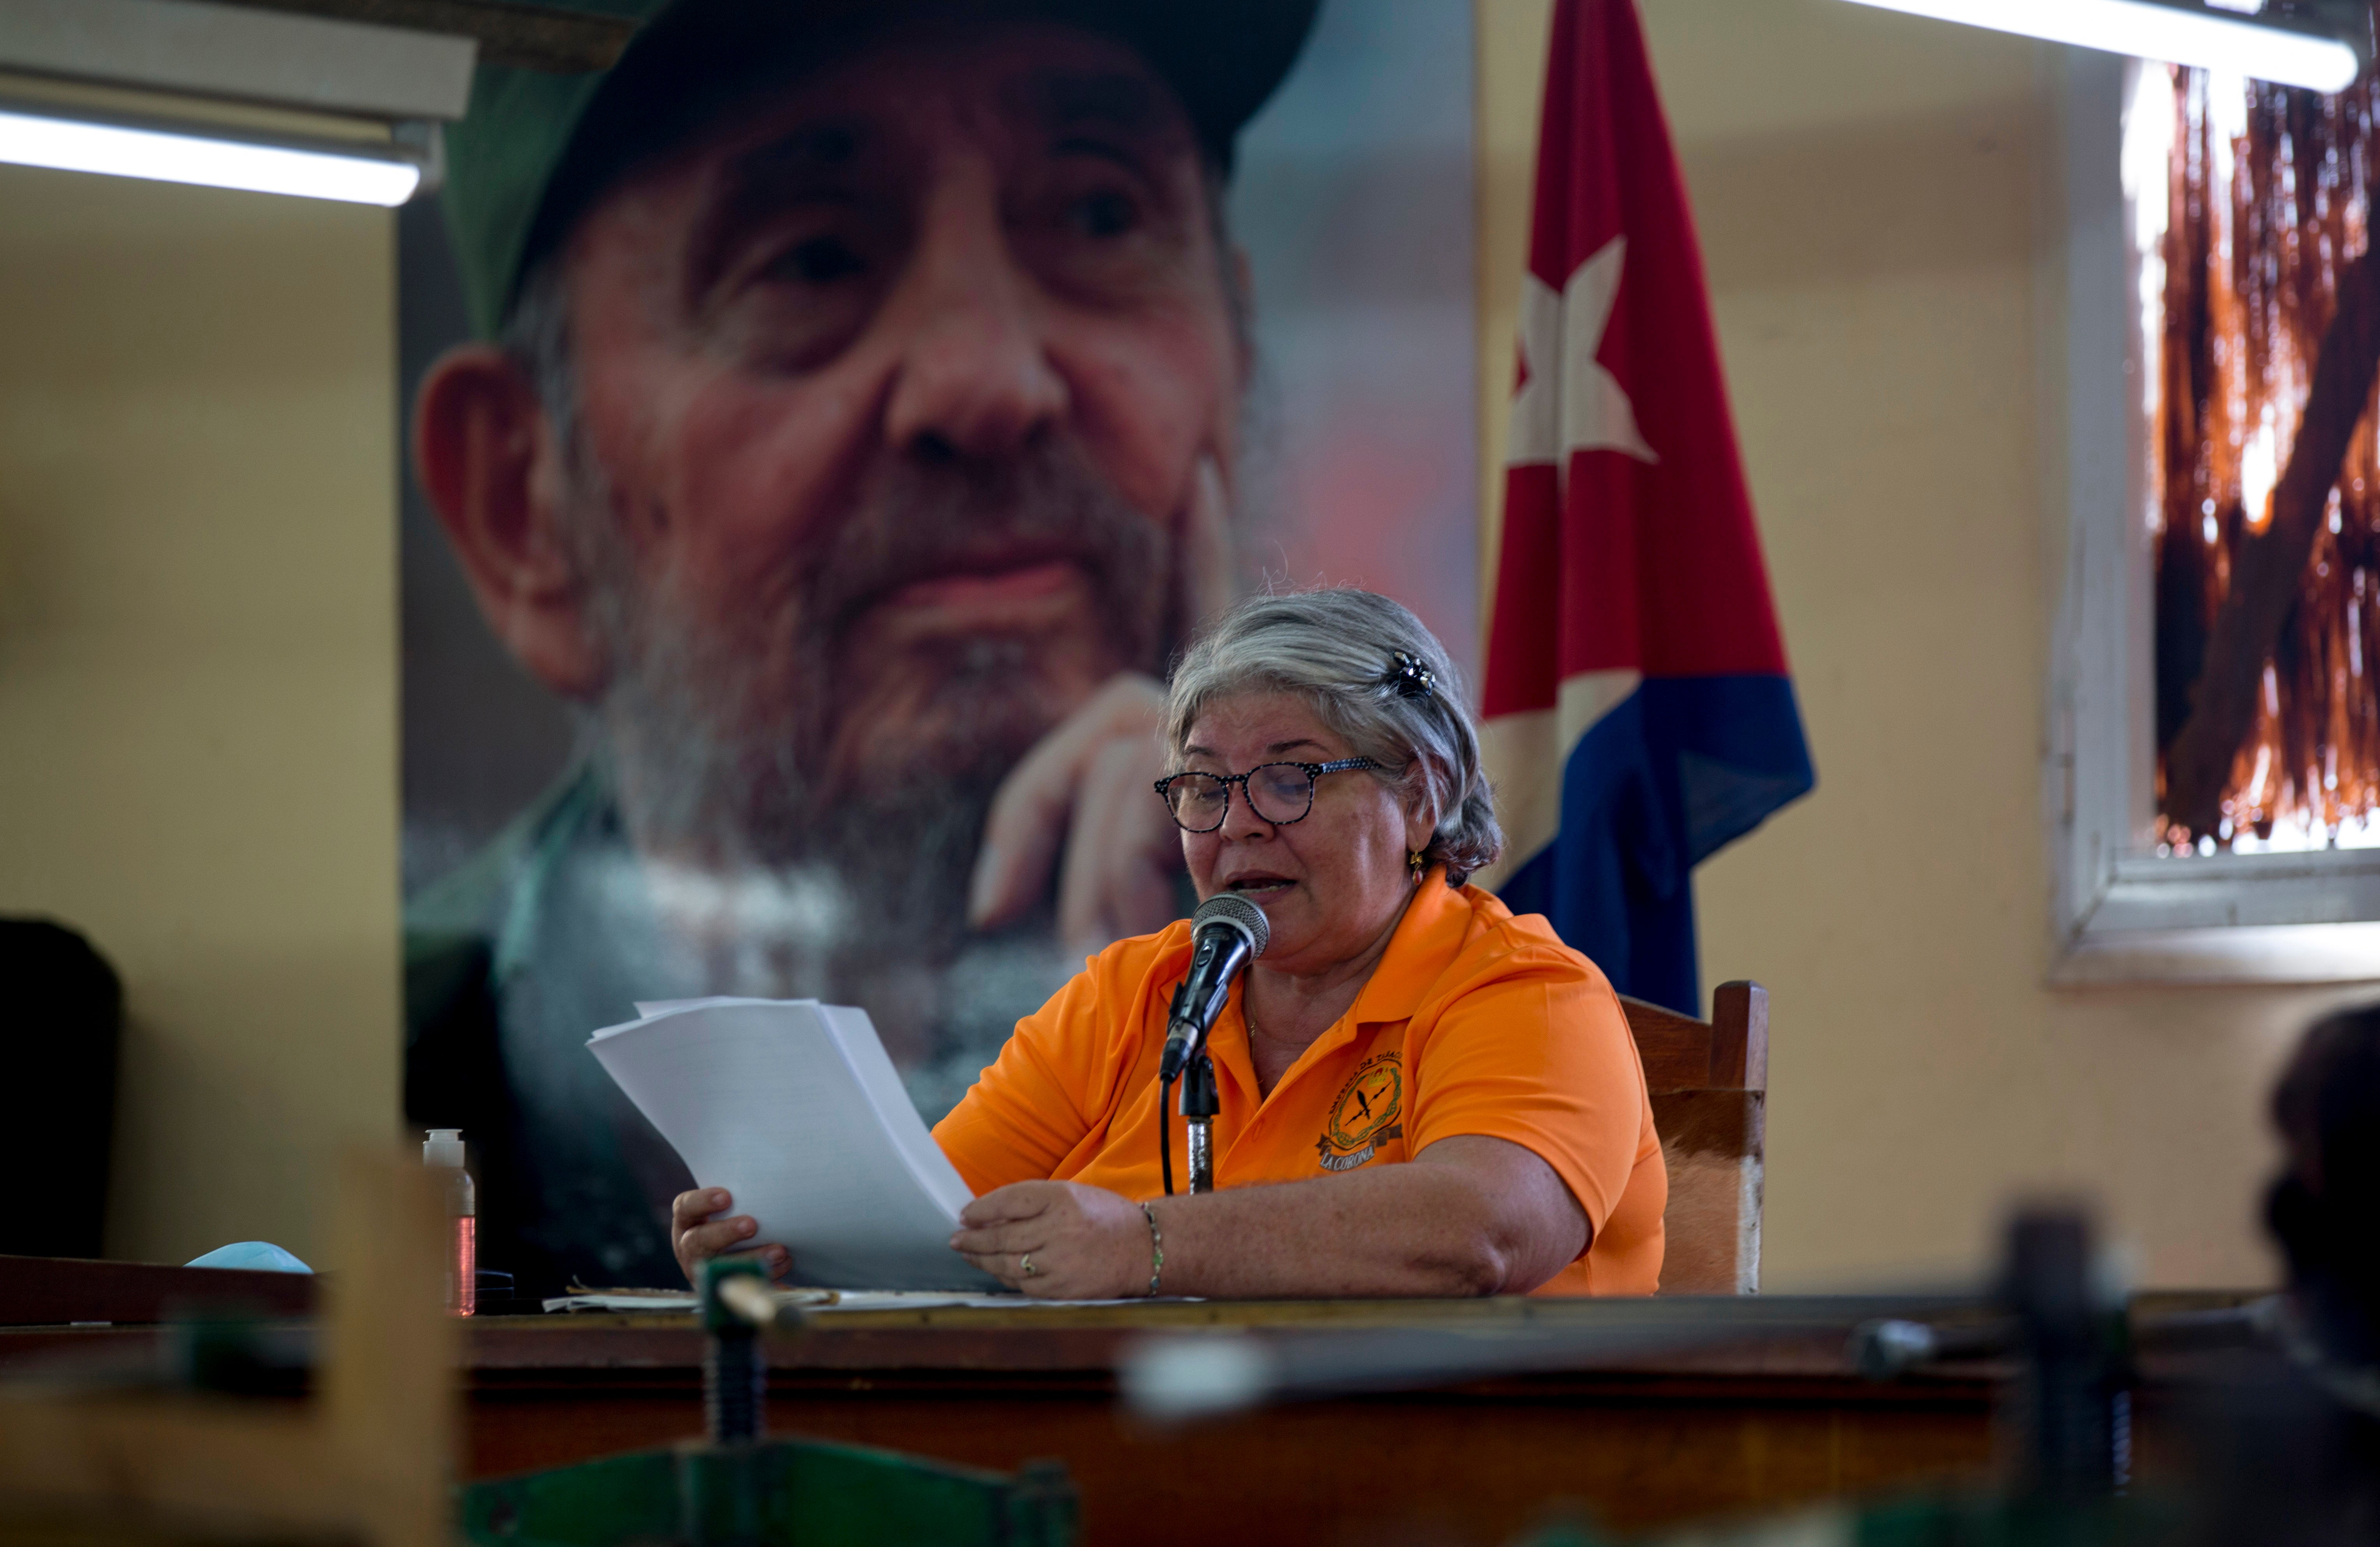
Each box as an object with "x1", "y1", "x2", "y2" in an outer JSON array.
[{"x1": 422, "y1": 1129, "x2": 476, "y2": 1316}]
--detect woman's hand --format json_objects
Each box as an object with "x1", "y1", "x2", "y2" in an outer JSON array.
[
  {"x1": 950, "y1": 1181, "x2": 1149, "y2": 1299},
  {"x1": 670, "y1": 1187, "x2": 790, "y2": 1287}
]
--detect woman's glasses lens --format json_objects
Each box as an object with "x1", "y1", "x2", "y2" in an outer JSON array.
[
  {"x1": 1247, "y1": 765, "x2": 1318, "y2": 823},
  {"x1": 1164, "y1": 774, "x2": 1231, "y2": 831}
]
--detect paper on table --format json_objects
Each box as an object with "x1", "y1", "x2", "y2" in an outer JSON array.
[
  {"x1": 589, "y1": 997, "x2": 1002, "y2": 1291},
  {"x1": 540, "y1": 1289, "x2": 1154, "y2": 1314}
]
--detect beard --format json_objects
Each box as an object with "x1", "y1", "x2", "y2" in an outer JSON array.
[{"x1": 565, "y1": 437, "x2": 1173, "y2": 1064}]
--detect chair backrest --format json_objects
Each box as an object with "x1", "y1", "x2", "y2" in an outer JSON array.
[
  {"x1": 1619, "y1": 981, "x2": 1768, "y2": 1295},
  {"x1": 1, "y1": 919, "x2": 120, "y2": 1259}
]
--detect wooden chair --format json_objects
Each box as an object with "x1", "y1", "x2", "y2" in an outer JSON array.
[{"x1": 1619, "y1": 980, "x2": 1768, "y2": 1295}]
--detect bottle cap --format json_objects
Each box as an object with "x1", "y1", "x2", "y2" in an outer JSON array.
[{"x1": 422, "y1": 1129, "x2": 465, "y2": 1168}]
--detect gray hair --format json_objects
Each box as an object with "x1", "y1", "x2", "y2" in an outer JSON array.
[{"x1": 1163, "y1": 589, "x2": 1502, "y2": 886}]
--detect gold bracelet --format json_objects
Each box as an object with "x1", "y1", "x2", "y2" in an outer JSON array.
[{"x1": 1141, "y1": 1200, "x2": 1164, "y2": 1298}]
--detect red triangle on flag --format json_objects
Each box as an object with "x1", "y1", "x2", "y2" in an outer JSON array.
[{"x1": 1483, "y1": 0, "x2": 1792, "y2": 723}]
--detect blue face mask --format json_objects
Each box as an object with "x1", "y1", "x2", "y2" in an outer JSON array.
[{"x1": 185, "y1": 1241, "x2": 312, "y2": 1274}]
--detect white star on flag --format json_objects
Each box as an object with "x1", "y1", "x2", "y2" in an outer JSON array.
[{"x1": 1506, "y1": 234, "x2": 1658, "y2": 489}]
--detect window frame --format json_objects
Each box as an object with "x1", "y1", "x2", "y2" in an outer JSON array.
[{"x1": 2047, "y1": 51, "x2": 2380, "y2": 985}]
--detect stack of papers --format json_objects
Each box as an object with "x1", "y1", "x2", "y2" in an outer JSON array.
[
  {"x1": 590, "y1": 998, "x2": 1003, "y2": 1292},
  {"x1": 538, "y1": 1288, "x2": 1152, "y2": 1315}
]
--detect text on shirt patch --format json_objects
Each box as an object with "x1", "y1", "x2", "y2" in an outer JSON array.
[{"x1": 1317, "y1": 1051, "x2": 1403, "y2": 1172}]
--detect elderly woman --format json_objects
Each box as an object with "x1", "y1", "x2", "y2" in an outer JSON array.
[{"x1": 675, "y1": 590, "x2": 1666, "y2": 1296}]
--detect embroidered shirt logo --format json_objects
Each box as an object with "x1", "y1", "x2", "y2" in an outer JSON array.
[{"x1": 1316, "y1": 1052, "x2": 1403, "y2": 1172}]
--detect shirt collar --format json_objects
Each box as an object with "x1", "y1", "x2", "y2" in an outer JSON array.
[
  {"x1": 1342, "y1": 869, "x2": 1468, "y2": 1028},
  {"x1": 491, "y1": 759, "x2": 622, "y2": 984}
]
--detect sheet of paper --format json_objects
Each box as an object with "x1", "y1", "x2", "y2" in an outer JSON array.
[
  {"x1": 537, "y1": 1289, "x2": 1157, "y2": 1314},
  {"x1": 806, "y1": 1291, "x2": 1155, "y2": 1312},
  {"x1": 589, "y1": 998, "x2": 1003, "y2": 1291}
]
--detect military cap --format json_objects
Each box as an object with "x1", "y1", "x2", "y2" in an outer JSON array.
[{"x1": 442, "y1": 0, "x2": 1323, "y2": 338}]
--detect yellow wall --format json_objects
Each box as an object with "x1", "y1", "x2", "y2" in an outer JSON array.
[
  {"x1": 1477, "y1": 0, "x2": 2375, "y2": 1289},
  {"x1": 0, "y1": 165, "x2": 399, "y2": 1268},
  {"x1": 6, "y1": 0, "x2": 2366, "y2": 1289}
]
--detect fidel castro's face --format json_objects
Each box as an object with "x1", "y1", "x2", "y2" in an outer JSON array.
[{"x1": 557, "y1": 20, "x2": 1245, "y2": 807}]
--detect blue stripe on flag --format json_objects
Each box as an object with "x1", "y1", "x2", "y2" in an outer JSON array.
[{"x1": 1496, "y1": 673, "x2": 1814, "y2": 1015}]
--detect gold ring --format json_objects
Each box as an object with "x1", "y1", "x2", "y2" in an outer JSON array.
[{"x1": 1020, "y1": 1253, "x2": 1036, "y2": 1277}]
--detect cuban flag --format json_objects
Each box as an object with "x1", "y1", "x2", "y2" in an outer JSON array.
[{"x1": 1480, "y1": 0, "x2": 1814, "y2": 1016}]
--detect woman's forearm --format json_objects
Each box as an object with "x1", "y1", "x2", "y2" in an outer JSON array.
[{"x1": 1147, "y1": 1137, "x2": 1587, "y2": 1299}]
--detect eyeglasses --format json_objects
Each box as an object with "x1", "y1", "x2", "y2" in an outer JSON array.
[{"x1": 1153, "y1": 758, "x2": 1381, "y2": 833}]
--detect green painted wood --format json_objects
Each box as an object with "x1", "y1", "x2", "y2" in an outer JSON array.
[{"x1": 458, "y1": 1436, "x2": 1076, "y2": 1547}]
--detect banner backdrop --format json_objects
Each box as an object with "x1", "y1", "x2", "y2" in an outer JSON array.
[{"x1": 396, "y1": 2, "x2": 1476, "y2": 1286}]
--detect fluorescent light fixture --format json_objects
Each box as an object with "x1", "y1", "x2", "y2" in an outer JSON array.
[
  {"x1": 1838, "y1": 0, "x2": 2364, "y2": 92},
  {"x1": 0, "y1": 0, "x2": 476, "y2": 121},
  {"x1": 0, "y1": 0, "x2": 480, "y2": 205},
  {"x1": 0, "y1": 107, "x2": 420, "y2": 206}
]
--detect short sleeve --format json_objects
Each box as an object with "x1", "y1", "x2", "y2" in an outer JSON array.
[
  {"x1": 1403, "y1": 944, "x2": 1649, "y2": 1240},
  {"x1": 930, "y1": 960, "x2": 1111, "y2": 1195}
]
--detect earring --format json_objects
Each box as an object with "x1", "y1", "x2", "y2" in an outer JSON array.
[{"x1": 1408, "y1": 849, "x2": 1426, "y2": 878}]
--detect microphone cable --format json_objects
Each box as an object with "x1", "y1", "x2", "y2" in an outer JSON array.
[{"x1": 1159, "y1": 1072, "x2": 1177, "y2": 1196}]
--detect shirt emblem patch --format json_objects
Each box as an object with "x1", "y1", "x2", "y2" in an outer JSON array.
[{"x1": 1317, "y1": 1051, "x2": 1403, "y2": 1172}]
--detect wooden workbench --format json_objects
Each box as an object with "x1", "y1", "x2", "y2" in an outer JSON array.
[
  {"x1": 0, "y1": 1283, "x2": 2009, "y2": 1544},
  {"x1": 472, "y1": 1296, "x2": 2001, "y2": 1542}
]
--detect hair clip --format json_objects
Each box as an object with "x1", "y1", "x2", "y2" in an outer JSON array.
[{"x1": 1386, "y1": 650, "x2": 1435, "y2": 700}]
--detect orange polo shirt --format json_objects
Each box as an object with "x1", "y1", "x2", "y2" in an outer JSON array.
[{"x1": 931, "y1": 873, "x2": 1666, "y2": 1294}]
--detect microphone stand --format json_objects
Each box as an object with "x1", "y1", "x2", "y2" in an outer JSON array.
[{"x1": 1181, "y1": 1054, "x2": 1218, "y2": 1194}]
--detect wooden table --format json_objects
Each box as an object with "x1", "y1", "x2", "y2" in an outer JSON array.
[
  {"x1": 0, "y1": 1285, "x2": 2300, "y2": 1547},
  {"x1": 0, "y1": 1287, "x2": 2030, "y2": 1544},
  {"x1": 459, "y1": 1296, "x2": 2002, "y2": 1543},
  {"x1": 5, "y1": 1270, "x2": 2275, "y2": 1547}
]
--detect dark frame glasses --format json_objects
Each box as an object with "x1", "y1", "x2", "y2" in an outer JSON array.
[{"x1": 1152, "y1": 758, "x2": 1381, "y2": 833}]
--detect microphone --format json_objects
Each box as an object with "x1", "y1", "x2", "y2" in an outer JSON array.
[{"x1": 1158, "y1": 893, "x2": 1270, "y2": 1083}]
